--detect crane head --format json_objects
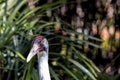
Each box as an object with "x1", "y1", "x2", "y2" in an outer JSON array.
[{"x1": 26, "y1": 36, "x2": 48, "y2": 63}]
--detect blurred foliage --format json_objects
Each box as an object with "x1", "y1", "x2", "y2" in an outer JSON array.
[{"x1": 0, "y1": 0, "x2": 120, "y2": 80}]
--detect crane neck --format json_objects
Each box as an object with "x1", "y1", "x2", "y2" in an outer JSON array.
[{"x1": 37, "y1": 51, "x2": 51, "y2": 80}]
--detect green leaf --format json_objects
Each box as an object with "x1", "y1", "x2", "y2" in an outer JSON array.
[
  {"x1": 32, "y1": 68, "x2": 39, "y2": 80},
  {"x1": 49, "y1": 66, "x2": 60, "y2": 80},
  {"x1": 68, "y1": 58, "x2": 97, "y2": 80},
  {"x1": 15, "y1": 51, "x2": 25, "y2": 61},
  {"x1": 25, "y1": 58, "x2": 35, "y2": 80},
  {"x1": 58, "y1": 63, "x2": 79, "y2": 80},
  {"x1": 8, "y1": 0, "x2": 27, "y2": 21}
]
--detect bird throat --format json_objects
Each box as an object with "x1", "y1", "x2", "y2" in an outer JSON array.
[{"x1": 37, "y1": 51, "x2": 44, "y2": 57}]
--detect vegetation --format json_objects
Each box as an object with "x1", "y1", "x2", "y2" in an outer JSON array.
[{"x1": 0, "y1": 0, "x2": 120, "y2": 80}]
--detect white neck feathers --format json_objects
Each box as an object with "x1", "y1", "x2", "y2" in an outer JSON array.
[{"x1": 37, "y1": 51, "x2": 51, "y2": 80}]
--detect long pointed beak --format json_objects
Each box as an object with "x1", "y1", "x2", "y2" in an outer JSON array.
[{"x1": 26, "y1": 44, "x2": 39, "y2": 63}]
